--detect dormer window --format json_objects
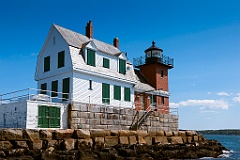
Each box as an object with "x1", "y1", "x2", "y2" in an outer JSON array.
[
  {"x1": 119, "y1": 59, "x2": 126, "y2": 74},
  {"x1": 87, "y1": 49, "x2": 95, "y2": 66}
]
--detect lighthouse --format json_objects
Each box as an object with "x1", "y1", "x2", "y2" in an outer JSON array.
[{"x1": 133, "y1": 41, "x2": 174, "y2": 114}]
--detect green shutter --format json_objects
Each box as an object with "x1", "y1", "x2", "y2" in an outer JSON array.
[
  {"x1": 40, "y1": 83, "x2": 47, "y2": 94},
  {"x1": 58, "y1": 51, "x2": 65, "y2": 68},
  {"x1": 38, "y1": 106, "x2": 49, "y2": 128},
  {"x1": 44, "y1": 56, "x2": 50, "y2": 72},
  {"x1": 103, "y1": 58, "x2": 110, "y2": 68},
  {"x1": 51, "y1": 80, "x2": 58, "y2": 97},
  {"x1": 124, "y1": 87, "x2": 130, "y2": 101},
  {"x1": 102, "y1": 83, "x2": 110, "y2": 104},
  {"x1": 114, "y1": 85, "x2": 121, "y2": 100},
  {"x1": 49, "y1": 107, "x2": 60, "y2": 128},
  {"x1": 119, "y1": 59, "x2": 126, "y2": 74},
  {"x1": 62, "y1": 78, "x2": 70, "y2": 100},
  {"x1": 87, "y1": 49, "x2": 95, "y2": 66}
]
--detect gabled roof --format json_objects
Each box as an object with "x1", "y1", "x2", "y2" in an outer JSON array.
[{"x1": 53, "y1": 24, "x2": 121, "y2": 56}]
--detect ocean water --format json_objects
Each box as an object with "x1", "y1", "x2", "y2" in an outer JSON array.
[{"x1": 203, "y1": 134, "x2": 240, "y2": 159}]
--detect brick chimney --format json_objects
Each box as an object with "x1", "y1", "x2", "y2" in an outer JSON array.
[
  {"x1": 113, "y1": 37, "x2": 119, "y2": 48},
  {"x1": 85, "y1": 21, "x2": 93, "y2": 38}
]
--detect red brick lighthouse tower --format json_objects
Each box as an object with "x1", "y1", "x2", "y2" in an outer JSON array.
[{"x1": 134, "y1": 41, "x2": 174, "y2": 114}]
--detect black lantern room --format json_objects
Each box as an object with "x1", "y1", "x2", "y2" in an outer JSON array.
[{"x1": 145, "y1": 41, "x2": 163, "y2": 64}]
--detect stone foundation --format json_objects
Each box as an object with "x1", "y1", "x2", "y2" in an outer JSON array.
[
  {"x1": 0, "y1": 128, "x2": 227, "y2": 159},
  {"x1": 68, "y1": 103, "x2": 178, "y2": 131}
]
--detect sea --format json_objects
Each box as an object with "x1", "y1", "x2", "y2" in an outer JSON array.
[{"x1": 202, "y1": 134, "x2": 240, "y2": 159}]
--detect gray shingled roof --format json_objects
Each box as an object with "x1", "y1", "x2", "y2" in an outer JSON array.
[
  {"x1": 54, "y1": 24, "x2": 120, "y2": 55},
  {"x1": 134, "y1": 69, "x2": 155, "y2": 92}
]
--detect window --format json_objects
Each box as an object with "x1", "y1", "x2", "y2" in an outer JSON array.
[
  {"x1": 44, "y1": 56, "x2": 50, "y2": 72},
  {"x1": 87, "y1": 49, "x2": 95, "y2": 66},
  {"x1": 38, "y1": 105, "x2": 60, "y2": 128},
  {"x1": 51, "y1": 80, "x2": 58, "y2": 97},
  {"x1": 89, "y1": 80, "x2": 92, "y2": 90},
  {"x1": 58, "y1": 51, "x2": 65, "y2": 68},
  {"x1": 150, "y1": 95, "x2": 154, "y2": 104},
  {"x1": 124, "y1": 87, "x2": 130, "y2": 101},
  {"x1": 40, "y1": 83, "x2": 47, "y2": 94},
  {"x1": 102, "y1": 83, "x2": 110, "y2": 104},
  {"x1": 103, "y1": 58, "x2": 110, "y2": 68},
  {"x1": 162, "y1": 97, "x2": 165, "y2": 105},
  {"x1": 62, "y1": 78, "x2": 70, "y2": 100},
  {"x1": 114, "y1": 85, "x2": 121, "y2": 100},
  {"x1": 161, "y1": 70, "x2": 164, "y2": 78},
  {"x1": 119, "y1": 59, "x2": 126, "y2": 74}
]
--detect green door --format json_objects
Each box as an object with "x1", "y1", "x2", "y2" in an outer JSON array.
[{"x1": 38, "y1": 106, "x2": 60, "y2": 128}]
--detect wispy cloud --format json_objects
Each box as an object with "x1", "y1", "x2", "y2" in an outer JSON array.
[
  {"x1": 217, "y1": 92, "x2": 231, "y2": 96},
  {"x1": 233, "y1": 93, "x2": 240, "y2": 103},
  {"x1": 170, "y1": 99, "x2": 229, "y2": 110},
  {"x1": 200, "y1": 110, "x2": 220, "y2": 114}
]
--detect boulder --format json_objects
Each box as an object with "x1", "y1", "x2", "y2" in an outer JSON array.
[
  {"x1": 137, "y1": 136, "x2": 146, "y2": 144},
  {"x1": 144, "y1": 136, "x2": 152, "y2": 145},
  {"x1": 178, "y1": 131, "x2": 187, "y2": 137},
  {"x1": 129, "y1": 136, "x2": 137, "y2": 145},
  {"x1": 105, "y1": 136, "x2": 118, "y2": 147},
  {"x1": 165, "y1": 131, "x2": 173, "y2": 137},
  {"x1": 168, "y1": 136, "x2": 183, "y2": 144},
  {"x1": 0, "y1": 141, "x2": 13, "y2": 150},
  {"x1": 44, "y1": 140, "x2": 58, "y2": 149},
  {"x1": 27, "y1": 140, "x2": 42, "y2": 150},
  {"x1": 172, "y1": 131, "x2": 179, "y2": 136},
  {"x1": 39, "y1": 130, "x2": 54, "y2": 140},
  {"x1": 23, "y1": 129, "x2": 40, "y2": 141},
  {"x1": 1, "y1": 129, "x2": 23, "y2": 140},
  {"x1": 53, "y1": 129, "x2": 74, "y2": 139},
  {"x1": 193, "y1": 135, "x2": 199, "y2": 142},
  {"x1": 5, "y1": 148, "x2": 26, "y2": 156},
  {"x1": 119, "y1": 136, "x2": 129, "y2": 144},
  {"x1": 119, "y1": 130, "x2": 131, "y2": 136},
  {"x1": 110, "y1": 130, "x2": 119, "y2": 136},
  {"x1": 13, "y1": 141, "x2": 28, "y2": 148},
  {"x1": 137, "y1": 130, "x2": 148, "y2": 137},
  {"x1": 74, "y1": 129, "x2": 90, "y2": 139},
  {"x1": 156, "y1": 131, "x2": 165, "y2": 136},
  {"x1": 76, "y1": 138, "x2": 93, "y2": 149},
  {"x1": 154, "y1": 136, "x2": 168, "y2": 144},
  {"x1": 90, "y1": 129, "x2": 105, "y2": 137},
  {"x1": 93, "y1": 137, "x2": 105, "y2": 149},
  {"x1": 63, "y1": 139, "x2": 75, "y2": 150}
]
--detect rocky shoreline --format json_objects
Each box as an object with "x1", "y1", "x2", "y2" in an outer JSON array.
[{"x1": 0, "y1": 129, "x2": 227, "y2": 159}]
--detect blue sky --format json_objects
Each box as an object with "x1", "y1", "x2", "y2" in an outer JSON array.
[{"x1": 0, "y1": 0, "x2": 240, "y2": 130}]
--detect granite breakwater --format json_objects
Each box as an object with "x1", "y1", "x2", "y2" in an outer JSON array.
[{"x1": 0, "y1": 129, "x2": 227, "y2": 159}]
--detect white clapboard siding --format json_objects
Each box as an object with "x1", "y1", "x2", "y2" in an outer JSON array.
[
  {"x1": 35, "y1": 26, "x2": 73, "y2": 81},
  {"x1": 72, "y1": 72, "x2": 133, "y2": 108}
]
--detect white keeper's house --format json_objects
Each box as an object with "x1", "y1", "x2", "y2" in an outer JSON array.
[{"x1": 0, "y1": 21, "x2": 176, "y2": 130}]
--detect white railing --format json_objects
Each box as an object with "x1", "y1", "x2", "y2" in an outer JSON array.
[{"x1": 0, "y1": 88, "x2": 70, "y2": 105}]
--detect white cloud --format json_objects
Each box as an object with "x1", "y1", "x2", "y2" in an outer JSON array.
[
  {"x1": 217, "y1": 92, "x2": 231, "y2": 96},
  {"x1": 170, "y1": 99, "x2": 229, "y2": 110},
  {"x1": 200, "y1": 110, "x2": 220, "y2": 114},
  {"x1": 233, "y1": 94, "x2": 240, "y2": 103}
]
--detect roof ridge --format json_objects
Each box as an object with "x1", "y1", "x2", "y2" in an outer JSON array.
[{"x1": 53, "y1": 23, "x2": 88, "y2": 39}]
